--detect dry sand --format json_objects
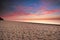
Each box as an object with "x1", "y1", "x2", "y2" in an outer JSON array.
[{"x1": 0, "y1": 21, "x2": 60, "y2": 40}]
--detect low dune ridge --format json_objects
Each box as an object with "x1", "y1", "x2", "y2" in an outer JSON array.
[{"x1": 0, "y1": 21, "x2": 60, "y2": 40}]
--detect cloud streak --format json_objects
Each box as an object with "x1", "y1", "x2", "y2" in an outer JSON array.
[{"x1": 0, "y1": 0, "x2": 60, "y2": 24}]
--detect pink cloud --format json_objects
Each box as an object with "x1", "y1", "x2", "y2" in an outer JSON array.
[
  {"x1": 37, "y1": 6, "x2": 60, "y2": 15},
  {"x1": 2, "y1": 5, "x2": 60, "y2": 21},
  {"x1": 42, "y1": 9, "x2": 60, "y2": 15}
]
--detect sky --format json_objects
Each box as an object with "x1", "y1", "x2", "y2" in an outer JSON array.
[{"x1": 0, "y1": 0, "x2": 60, "y2": 24}]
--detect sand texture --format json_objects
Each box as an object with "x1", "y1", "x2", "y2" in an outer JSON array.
[{"x1": 0, "y1": 21, "x2": 60, "y2": 40}]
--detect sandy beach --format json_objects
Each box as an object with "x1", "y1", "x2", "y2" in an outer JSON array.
[{"x1": 0, "y1": 21, "x2": 60, "y2": 40}]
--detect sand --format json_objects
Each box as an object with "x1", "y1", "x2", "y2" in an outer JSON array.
[{"x1": 0, "y1": 21, "x2": 60, "y2": 40}]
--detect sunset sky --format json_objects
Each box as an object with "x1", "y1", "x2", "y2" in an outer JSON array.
[{"x1": 0, "y1": 0, "x2": 60, "y2": 24}]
